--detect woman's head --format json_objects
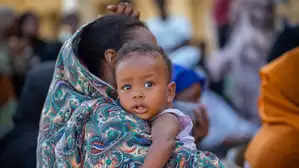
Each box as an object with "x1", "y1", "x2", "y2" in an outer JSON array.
[
  {"x1": 234, "y1": 0, "x2": 274, "y2": 29},
  {"x1": 248, "y1": 0, "x2": 274, "y2": 29},
  {"x1": 172, "y1": 65, "x2": 206, "y2": 102},
  {"x1": 17, "y1": 11, "x2": 40, "y2": 39},
  {"x1": 77, "y1": 14, "x2": 157, "y2": 84},
  {"x1": 0, "y1": 6, "x2": 15, "y2": 41}
]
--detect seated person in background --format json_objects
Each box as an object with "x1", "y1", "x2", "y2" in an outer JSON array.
[
  {"x1": 172, "y1": 64, "x2": 209, "y2": 144},
  {"x1": 172, "y1": 64, "x2": 206, "y2": 103},
  {"x1": 146, "y1": 0, "x2": 201, "y2": 69},
  {"x1": 0, "y1": 6, "x2": 17, "y2": 140},
  {"x1": 172, "y1": 64, "x2": 257, "y2": 159},
  {"x1": 114, "y1": 42, "x2": 197, "y2": 168},
  {"x1": 0, "y1": 61, "x2": 55, "y2": 168}
]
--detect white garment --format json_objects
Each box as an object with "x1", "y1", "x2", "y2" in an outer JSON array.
[
  {"x1": 158, "y1": 108, "x2": 196, "y2": 150},
  {"x1": 170, "y1": 46, "x2": 201, "y2": 69},
  {"x1": 200, "y1": 89, "x2": 259, "y2": 148},
  {"x1": 146, "y1": 16, "x2": 192, "y2": 51},
  {"x1": 174, "y1": 91, "x2": 258, "y2": 149}
]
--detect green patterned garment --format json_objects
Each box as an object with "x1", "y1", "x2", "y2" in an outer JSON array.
[{"x1": 37, "y1": 21, "x2": 224, "y2": 168}]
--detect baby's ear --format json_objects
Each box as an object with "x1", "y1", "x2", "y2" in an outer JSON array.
[
  {"x1": 167, "y1": 81, "x2": 176, "y2": 104},
  {"x1": 104, "y1": 49, "x2": 117, "y2": 66}
]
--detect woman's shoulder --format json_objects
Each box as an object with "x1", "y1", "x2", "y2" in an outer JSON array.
[{"x1": 90, "y1": 99, "x2": 147, "y2": 127}]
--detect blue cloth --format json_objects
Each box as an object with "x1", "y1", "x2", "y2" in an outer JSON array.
[{"x1": 172, "y1": 64, "x2": 206, "y2": 94}]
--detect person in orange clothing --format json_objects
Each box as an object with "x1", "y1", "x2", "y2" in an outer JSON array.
[{"x1": 245, "y1": 47, "x2": 299, "y2": 168}]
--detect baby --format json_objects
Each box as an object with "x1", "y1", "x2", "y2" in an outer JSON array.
[{"x1": 114, "y1": 41, "x2": 196, "y2": 168}]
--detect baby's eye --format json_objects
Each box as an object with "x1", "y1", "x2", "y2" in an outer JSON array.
[
  {"x1": 144, "y1": 81, "x2": 153, "y2": 88},
  {"x1": 121, "y1": 84, "x2": 131, "y2": 91}
]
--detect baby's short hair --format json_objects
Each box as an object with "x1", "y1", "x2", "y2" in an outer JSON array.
[{"x1": 115, "y1": 41, "x2": 172, "y2": 82}]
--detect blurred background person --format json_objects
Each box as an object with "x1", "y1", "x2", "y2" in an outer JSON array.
[
  {"x1": 207, "y1": 0, "x2": 277, "y2": 125},
  {"x1": 8, "y1": 11, "x2": 40, "y2": 98},
  {"x1": 8, "y1": 11, "x2": 61, "y2": 98},
  {"x1": 205, "y1": 1, "x2": 278, "y2": 164},
  {"x1": 146, "y1": 0, "x2": 201, "y2": 69},
  {"x1": 0, "y1": 5, "x2": 17, "y2": 142},
  {"x1": 212, "y1": 0, "x2": 232, "y2": 49},
  {"x1": 0, "y1": 61, "x2": 55, "y2": 167},
  {"x1": 58, "y1": 11, "x2": 80, "y2": 43}
]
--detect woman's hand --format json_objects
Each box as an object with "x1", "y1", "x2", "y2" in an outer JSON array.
[
  {"x1": 107, "y1": 2, "x2": 140, "y2": 19},
  {"x1": 192, "y1": 104, "x2": 209, "y2": 143}
]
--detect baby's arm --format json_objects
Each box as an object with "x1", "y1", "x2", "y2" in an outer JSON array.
[{"x1": 142, "y1": 113, "x2": 180, "y2": 168}]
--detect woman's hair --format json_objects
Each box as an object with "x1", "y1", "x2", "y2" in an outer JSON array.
[
  {"x1": 16, "y1": 11, "x2": 39, "y2": 38},
  {"x1": 0, "y1": 6, "x2": 15, "y2": 39},
  {"x1": 78, "y1": 14, "x2": 147, "y2": 77},
  {"x1": 115, "y1": 41, "x2": 172, "y2": 82}
]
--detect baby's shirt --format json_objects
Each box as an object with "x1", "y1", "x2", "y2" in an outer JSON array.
[{"x1": 155, "y1": 108, "x2": 196, "y2": 150}]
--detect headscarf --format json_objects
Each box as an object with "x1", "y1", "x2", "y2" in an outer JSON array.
[
  {"x1": 245, "y1": 47, "x2": 299, "y2": 168},
  {"x1": 259, "y1": 47, "x2": 299, "y2": 129},
  {"x1": 37, "y1": 18, "x2": 224, "y2": 167},
  {"x1": 172, "y1": 64, "x2": 206, "y2": 94}
]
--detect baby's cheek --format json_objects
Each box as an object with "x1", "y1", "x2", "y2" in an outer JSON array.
[{"x1": 119, "y1": 95, "x2": 130, "y2": 108}]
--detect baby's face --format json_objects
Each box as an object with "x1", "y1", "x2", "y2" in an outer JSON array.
[{"x1": 115, "y1": 52, "x2": 175, "y2": 120}]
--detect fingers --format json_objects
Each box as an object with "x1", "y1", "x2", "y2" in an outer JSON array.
[
  {"x1": 106, "y1": 4, "x2": 117, "y2": 12},
  {"x1": 193, "y1": 105, "x2": 201, "y2": 120},
  {"x1": 132, "y1": 10, "x2": 140, "y2": 19},
  {"x1": 106, "y1": 2, "x2": 140, "y2": 19},
  {"x1": 198, "y1": 104, "x2": 209, "y2": 127},
  {"x1": 123, "y1": 3, "x2": 134, "y2": 16},
  {"x1": 115, "y1": 2, "x2": 127, "y2": 14},
  {"x1": 192, "y1": 104, "x2": 209, "y2": 140},
  {"x1": 193, "y1": 104, "x2": 206, "y2": 125}
]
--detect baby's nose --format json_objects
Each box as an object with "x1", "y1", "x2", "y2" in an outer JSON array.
[{"x1": 133, "y1": 92, "x2": 144, "y2": 99}]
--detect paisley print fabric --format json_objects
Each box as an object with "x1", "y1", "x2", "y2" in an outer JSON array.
[{"x1": 37, "y1": 19, "x2": 224, "y2": 168}]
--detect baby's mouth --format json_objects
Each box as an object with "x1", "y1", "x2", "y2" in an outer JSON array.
[{"x1": 133, "y1": 105, "x2": 147, "y2": 114}]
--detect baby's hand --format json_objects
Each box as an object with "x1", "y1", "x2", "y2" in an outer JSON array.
[
  {"x1": 151, "y1": 113, "x2": 180, "y2": 142},
  {"x1": 142, "y1": 114, "x2": 180, "y2": 168}
]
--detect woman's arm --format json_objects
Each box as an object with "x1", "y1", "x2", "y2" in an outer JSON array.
[{"x1": 142, "y1": 113, "x2": 180, "y2": 168}]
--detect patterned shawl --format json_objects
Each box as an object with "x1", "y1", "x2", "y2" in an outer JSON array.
[{"x1": 37, "y1": 20, "x2": 224, "y2": 168}]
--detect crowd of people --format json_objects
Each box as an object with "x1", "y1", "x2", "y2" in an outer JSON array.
[
  {"x1": 0, "y1": 0, "x2": 298, "y2": 167},
  {"x1": 0, "y1": 6, "x2": 78, "y2": 167}
]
